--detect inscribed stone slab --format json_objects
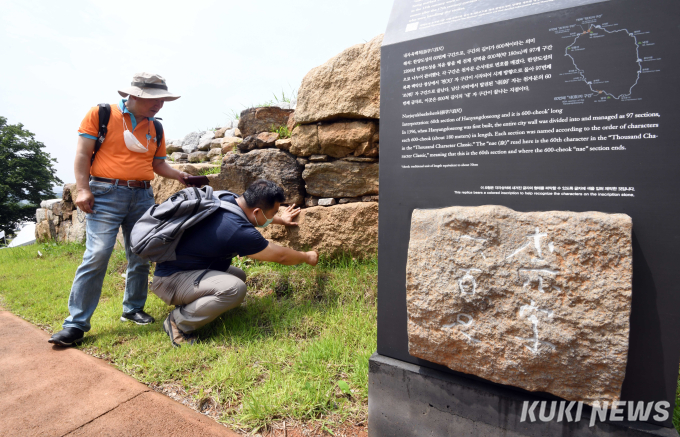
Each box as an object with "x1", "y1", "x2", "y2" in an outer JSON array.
[{"x1": 406, "y1": 205, "x2": 632, "y2": 404}]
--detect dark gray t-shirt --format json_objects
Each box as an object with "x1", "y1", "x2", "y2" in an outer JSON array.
[{"x1": 154, "y1": 195, "x2": 269, "y2": 276}]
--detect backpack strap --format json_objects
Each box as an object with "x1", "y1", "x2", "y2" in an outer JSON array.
[
  {"x1": 214, "y1": 191, "x2": 249, "y2": 222},
  {"x1": 153, "y1": 119, "x2": 163, "y2": 156},
  {"x1": 91, "y1": 103, "x2": 111, "y2": 165}
]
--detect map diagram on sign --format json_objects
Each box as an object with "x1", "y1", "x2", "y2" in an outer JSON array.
[
  {"x1": 566, "y1": 25, "x2": 641, "y2": 99},
  {"x1": 550, "y1": 15, "x2": 660, "y2": 105}
]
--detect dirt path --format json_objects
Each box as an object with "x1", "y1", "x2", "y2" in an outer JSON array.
[{"x1": 0, "y1": 308, "x2": 239, "y2": 437}]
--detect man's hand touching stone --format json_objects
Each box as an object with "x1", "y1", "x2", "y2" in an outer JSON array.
[
  {"x1": 76, "y1": 188, "x2": 95, "y2": 214},
  {"x1": 279, "y1": 204, "x2": 301, "y2": 226}
]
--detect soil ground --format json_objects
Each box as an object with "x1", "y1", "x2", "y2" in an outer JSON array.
[{"x1": 0, "y1": 308, "x2": 238, "y2": 437}]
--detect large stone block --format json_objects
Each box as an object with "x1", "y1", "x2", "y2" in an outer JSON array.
[
  {"x1": 302, "y1": 161, "x2": 379, "y2": 198},
  {"x1": 216, "y1": 148, "x2": 304, "y2": 206},
  {"x1": 213, "y1": 126, "x2": 228, "y2": 138},
  {"x1": 207, "y1": 148, "x2": 222, "y2": 159},
  {"x1": 170, "y1": 152, "x2": 188, "y2": 161},
  {"x1": 40, "y1": 199, "x2": 61, "y2": 209},
  {"x1": 151, "y1": 163, "x2": 218, "y2": 203},
  {"x1": 197, "y1": 132, "x2": 215, "y2": 151},
  {"x1": 295, "y1": 34, "x2": 382, "y2": 124},
  {"x1": 289, "y1": 124, "x2": 319, "y2": 157},
  {"x1": 36, "y1": 209, "x2": 47, "y2": 223},
  {"x1": 275, "y1": 138, "x2": 292, "y2": 151},
  {"x1": 57, "y1": 222, "x2": 70, "y2": 241},
  {"x1": 188, "y1": 151, "x2": 209, "y2": 163},
  {"x1": 51, "y1": 200, "x2": 64, "y2": 216},
  {"x1": 165, "y1": 140, "x2": 183, "y2": 154},
  {"x1": 259, "y1": 202, "x2": 378, "y2": 257},
  {"x1": 220, "y1": 137, "x2": 243, "y2": 155},
  {"x1": 237, "y1": 132, "x2": 279, "y2": 152},
  {"x1": 238, "y1": 107, "x2": 294, "y2": 137},
  {"x1": 67, "y1": 209, "x2": 87, "y2": 243},
  {"x1": 35, "y1": 220, "x2": 53, "y2": 242},
  {"x1": 406, "y1": 205, "x2": 633, "y2": 405},
  {"x1": 180, "y1": 131, "x2": 206, "y2": 154},
  {"x1": 317, "y1": 120, "x2": 376, "y2": 158},
  {"x1": 62, "y1": 183, "x2": 77, "y2": 202}
]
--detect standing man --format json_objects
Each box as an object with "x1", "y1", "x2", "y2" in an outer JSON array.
[{"x1": 49, "y1": 73, "x2": 190, "y2": 346}]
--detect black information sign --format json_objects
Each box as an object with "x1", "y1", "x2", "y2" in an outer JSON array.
[{"x1": 379, "y1": 0, "x2": 680, "y2": 426}]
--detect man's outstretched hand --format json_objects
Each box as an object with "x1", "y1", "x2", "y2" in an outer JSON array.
[
  {"x1": 306, "y1": 251, "x2": 319, "y2": 266},
  {"x1": 278, "y1": 204, "x2": 301, "y2": 226}
]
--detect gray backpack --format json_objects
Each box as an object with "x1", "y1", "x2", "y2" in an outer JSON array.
[{"x1": 130, "y1": 185, "x2": 248, "y2": 263}]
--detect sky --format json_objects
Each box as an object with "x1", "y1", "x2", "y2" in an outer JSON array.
[{"x1": 0, "y1": 0, "x2": 394, "y2": 185}]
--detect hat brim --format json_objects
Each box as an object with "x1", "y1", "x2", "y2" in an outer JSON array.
[{"x1": 118, "y1": 86, "x2": 180, "y2": 101}]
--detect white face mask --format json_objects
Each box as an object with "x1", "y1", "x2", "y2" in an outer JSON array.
[{"x1": 122, "y1": 117, "x2": 149, "y2": 153}]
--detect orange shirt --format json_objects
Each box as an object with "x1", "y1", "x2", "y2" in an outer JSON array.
[{"x1": 78, "y1": 100, "x2": 166, "y2": 181}]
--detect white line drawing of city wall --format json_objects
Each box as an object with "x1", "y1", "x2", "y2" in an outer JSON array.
[{"x1": 565, "y1": 24, "x2": 642, "y2": 100}]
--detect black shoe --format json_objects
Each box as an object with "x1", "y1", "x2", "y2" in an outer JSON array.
[
  {"x1": 120, "y1": 310, "x2": 155, "y2": 325},
  {"x1": 48, "y1": 327, "x2": 84, "y2": 346}
]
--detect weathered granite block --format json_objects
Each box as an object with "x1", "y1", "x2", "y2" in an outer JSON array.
[
  {"x1": 259, "y1": 202, "x2": 378, "y2": 257},
  {"x1": 302, "y1": 161, "x2": 378, "y2": 198},
  {"x1": 217, "y1": 148, "x2": 304, "y2": 206},
  {"x1": 406, "y1": 205, "x2": 632, "y2": 405}
]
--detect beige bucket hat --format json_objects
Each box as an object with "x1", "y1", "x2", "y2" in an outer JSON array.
[{"x1": 118, "y1": 72, "x2": 180, "y2": 101}]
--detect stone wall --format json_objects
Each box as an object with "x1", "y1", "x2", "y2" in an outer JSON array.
[
  {"x1": 34, "y1": 185, "x2": 86, "y2": 243},
  {"x1": 36, "y1": 34, "x2": 383, "y2": 257}
]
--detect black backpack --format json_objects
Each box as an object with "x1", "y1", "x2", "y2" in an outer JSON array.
[{"x1": 91, "y1": 103, "x2": 164, "y2": 164}]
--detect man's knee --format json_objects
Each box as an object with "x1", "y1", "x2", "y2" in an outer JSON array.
[
  {"x1": 214, "y1": 279, "x2": 247, "y2": 304},
  {"x1": 81, "y1": 245, "x2": 114, "y2": 270},
  {"x1": 228, "y1": 266, "x2": 247, "y2": 283}
]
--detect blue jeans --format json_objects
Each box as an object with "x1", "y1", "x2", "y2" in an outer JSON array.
[{"x1": 63, "y1": 180, "x2": 155, "y2": 332}]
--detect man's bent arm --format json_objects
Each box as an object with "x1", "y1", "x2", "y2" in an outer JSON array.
[
  {"x1": 152, "y1": 159, "x2": 188, "y2": 184},
  {"x1": 74, "y1": 136, "x2": 96, "y2": 213},
  {"x1": 248, "y1": 243, "x2": 318, "y2": 266}
]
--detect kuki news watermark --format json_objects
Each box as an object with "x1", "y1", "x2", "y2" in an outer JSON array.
[{"x1": 520, "y1": 400, "x2": 671, "y2": 426}]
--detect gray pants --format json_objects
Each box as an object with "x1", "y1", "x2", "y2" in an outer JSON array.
[{"x1": 151, "y1": 266, "x2": 247, "y2": 333}]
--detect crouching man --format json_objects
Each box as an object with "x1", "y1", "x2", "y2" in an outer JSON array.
[{"x1": 151, "y1": 179, "x2": 318, "y2": 347}]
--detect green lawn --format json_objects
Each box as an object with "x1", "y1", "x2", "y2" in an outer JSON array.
[
  {"x1": 0, "y1": 242, "x2": 376, "y2": 434},
  {"x1": 1, "y1": 243, "x2": 679, "y2": 434}
]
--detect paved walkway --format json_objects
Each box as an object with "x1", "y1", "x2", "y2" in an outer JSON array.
[{"x1": 0, "y1": 308, "x2": 240, "y2": 437}]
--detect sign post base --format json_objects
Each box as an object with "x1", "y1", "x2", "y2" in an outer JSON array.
[{"x1": 368, "y1": 353, "x2": 678, "y2": 437}]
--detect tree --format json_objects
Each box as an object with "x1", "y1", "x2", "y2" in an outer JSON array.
[{"x1": 0, "y1": 116, "x2": 62, "y2": 235}]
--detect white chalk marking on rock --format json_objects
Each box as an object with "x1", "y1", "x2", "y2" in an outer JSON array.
[
  {"x1": 460, "y1": 235, "x2": 487, "y2": 243},
  {"x1": 458, "y1": 268, "x2": 482, "y2": 295},
  {"x1": 443, "y1": 313, "x2": 481, "y2": 344},
  {"x1": 519, "y1": 268, "x2": 559, "y2": 293},
  {"x1": 516, "y1": 301, "x2": 556, "y2": 354},
  {"x1": 507, "y1": 227, "x2": 549, "y2": 259}
]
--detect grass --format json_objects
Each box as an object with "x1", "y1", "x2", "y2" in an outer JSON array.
[
  {"x1": 270, "y1": 124, "x2": 293, "y2": 139},
  {"x1": 235, "y1": 88, "x2": 298, "y2": 113},
  {"x1": 197, "y1": 166, "x2": 221, "y2": 176},
  {"x1": 0, "y1": 243, "x2": 377, "y2": 434},
  {"x1": 2, "y1": 242, "x2": 679, "y2": 434},
  {"x1": 226, "y1": 109, "x2": 240, "y2": 121},
  {"x1": 676, "y1": 383, "x2": 680, "y2": 432}
]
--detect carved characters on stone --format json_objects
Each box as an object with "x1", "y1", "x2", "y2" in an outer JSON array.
[
  {"x1": 406, "y1": 205, "x2": 633, "y2": 405},
  {"x1": 443, "y1": 313, "x2": 481, "y2": 344},
  {"x1": 515, "y1": 300, "x2": 556, "y2": 354}
]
